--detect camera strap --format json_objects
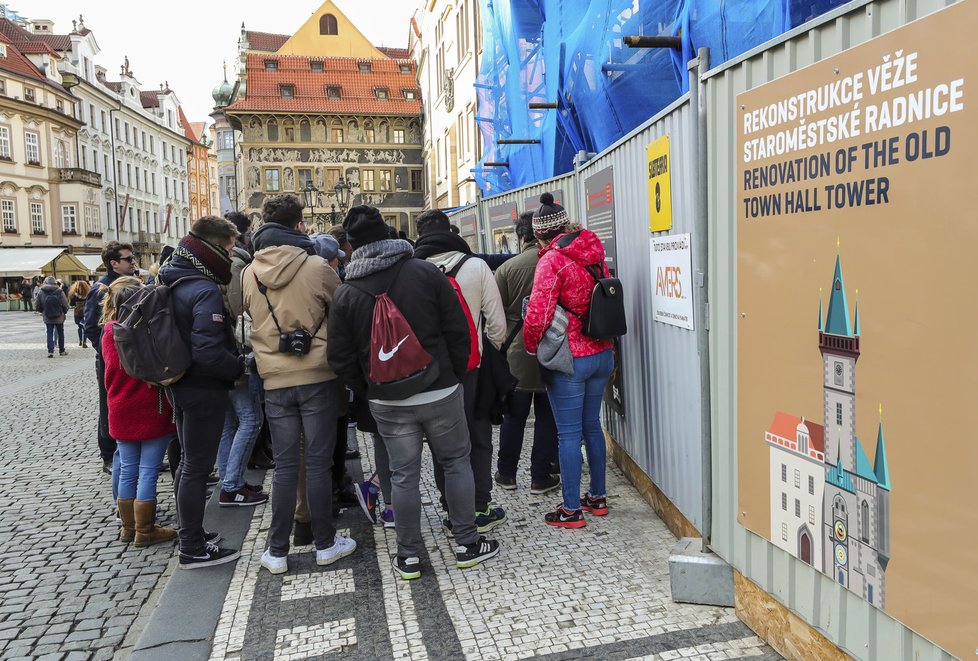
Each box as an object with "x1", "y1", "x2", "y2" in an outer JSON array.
[{"x1": 253, "y1": 272, "x2": 326, "y2": 338}]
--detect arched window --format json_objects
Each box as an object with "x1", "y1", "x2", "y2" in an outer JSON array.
[
  {"x1": 267, "y1": 119, "x2": 279, "y2": 142},
  {"x1": 299, "y1": 119, "x2": 311, "y2": 142},
  {"x1": 320, "y1": 14, "x2": 338, "y2": 35},
  {"x1": 860, "y1": 500, "x2": 870, "y2": 542}
]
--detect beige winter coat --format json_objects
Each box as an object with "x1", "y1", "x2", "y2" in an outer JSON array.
[{"x1": 242, "y1": 245, "x2": 340, "y2": 390}]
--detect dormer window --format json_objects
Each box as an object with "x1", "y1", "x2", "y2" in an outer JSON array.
[
  {"x1": 403, "y1": 89, "x2": 417, "y2": 100},
  {"x1": 24, "y1": 87, "x2": 35, "y2": 102},
  {"x1": 399, "y1": 64, "x2": 412, "y2": 75},
  {"x1": 375, "y1": 88, "x2": 389, "y2": 100},
  {"x1": 310, "y1": 61, "x2": 324, "y2": 73},
  {"x1": 0, "y1": 80, "x2": 6, "y2": 95},
  {"x1": 0, "y1": 44, "x2": 7, "y2": 57},
  {"x1": 326, "y1": 86, "x2": 341, "y2": 99},
  {"x1": 56, "y1": 99, "x2": 63, "y2": 113},
  {"x1": 358, "y1": 62, "x2": 371, "y2": 74},
  {"x1": 280, "y1": 84, "x2": 295, "y2": 99},
  {"x1": 264, "y1": 59, "x2": 278, "y2": 72}
]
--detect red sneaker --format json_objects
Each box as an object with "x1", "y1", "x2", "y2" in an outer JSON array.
[
  {"x1": 581, "y1": 493, "x2": 609, "y2": 516},
  {"x1": 544, "y1": 506, "x2": 586, "y2": 529}
]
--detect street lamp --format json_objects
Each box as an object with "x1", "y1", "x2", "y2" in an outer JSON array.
[
  {"x1": 302, "y1": 177, "x2": 355, "y2": 231},
  {"x1": 300, "y1": 181, "x2": 325, "y2": 232}
]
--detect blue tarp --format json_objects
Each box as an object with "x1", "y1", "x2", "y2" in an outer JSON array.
[{"x1": 474, "y1": 0, "x2": 853, "y2": 194}]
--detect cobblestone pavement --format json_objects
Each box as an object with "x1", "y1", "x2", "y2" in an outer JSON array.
[
  {"x1": 0, "y1": 313, "x2": 176, "y2": 661},
  {"x1": 210, "y1": 421, "x2": 782, "y2": 660}
]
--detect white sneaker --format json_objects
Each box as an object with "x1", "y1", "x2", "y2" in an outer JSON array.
[
  {"x1": 260, "y1": 549, "x2": 288, "y2": 574},
  {"x1": 316, "y1": 535, "x2": 357, "y2": 566}
]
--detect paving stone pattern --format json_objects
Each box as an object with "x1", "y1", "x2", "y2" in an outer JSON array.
[
  {"x1": 0, "y1": 314, "x2": 175, "y2": 661},
  {"x1": 210, "y1": 411, "x2": 783, "y2": 660}
]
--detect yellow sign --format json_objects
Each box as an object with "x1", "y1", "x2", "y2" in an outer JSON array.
[{"x1": 647, "y1": 135, "x2": 673, "y2": 232}]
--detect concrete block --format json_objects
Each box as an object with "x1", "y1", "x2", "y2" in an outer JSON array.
[{"x1": 669, "y1": 537, "x2": 735, "y2": 607}]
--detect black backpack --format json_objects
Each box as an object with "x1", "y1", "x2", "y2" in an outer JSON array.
[
  {"x1": 113, "y1": 277, "x2": 204, "y2": 386},
  {"x1": 42, "y1": 290, "x2": 63, "y2": 318},
  {"x1": 576, "y1": 264, "x2": 627, "y2": 340}
]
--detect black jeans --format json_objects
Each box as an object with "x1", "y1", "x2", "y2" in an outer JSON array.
[
  {"x1": 497, "y1": 390, "x2": 558, "y2": 482},
  {"x1": 170, "y1": 386, "x2": 230, "y2": 555},
  {"x1": 433, "y1": 369, "x2": 493, "y2": 513},
  {"x1": 95, "y1": 356, "x2": 116, "y2": 462}
]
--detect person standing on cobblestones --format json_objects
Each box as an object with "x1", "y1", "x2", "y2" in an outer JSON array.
[
  {"x1": 84, "y1": 241, "x2": 137, "y2": 475},
  {"x1": 494, "y1": 212, "x2": 560, "y2": 495},
  {"x1": 19, "y1": 277, "x2": 33, "y2": 311},
  {"x1": 68, "y1": 280, "x2": 91, "y2": 348},
  {"x1": 36, "y1": 276, "x2": 69, "y2": 358},
  {"x1": 414, "y1": 209, "x2": 509, "y2": 534},
  {"x1": 243, "y1": 194, "x2": 355, "y2": 575},
  {"x1": 100, "y1": 276, "x2": 178, "y2": 548},
  {"x1": 328, "y1": 205, "x2": 500, "y2": 581},
  {"x1": 159, "y1": 216, "x2": 245, "y2": 569},
  {"x1": 524, "y1": 193, "x2": 614, "y2": 529},
  {"x1": 217, "y1": 211, "x2": 268, "y2": 509}
]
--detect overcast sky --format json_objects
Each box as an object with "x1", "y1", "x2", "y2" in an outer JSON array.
[{"x1": 20, "y1": 0, "x2": 418, "y2": 123}]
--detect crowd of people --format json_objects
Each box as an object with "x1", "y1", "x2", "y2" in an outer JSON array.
[{"x1": 69, "y1": 189, "x2": 615, "y2": 581}]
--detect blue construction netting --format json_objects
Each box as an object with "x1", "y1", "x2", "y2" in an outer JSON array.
[{"x1": 474, "y1": 0, "x2": 852, "y2": 195}]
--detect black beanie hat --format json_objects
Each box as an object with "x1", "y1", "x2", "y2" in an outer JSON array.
[
  {"x1": 343, "y1": 205, "x2": 389, "y2": 250},
  {"x1": 532, "y1": 192, "x2": 569, "y2": 239}
]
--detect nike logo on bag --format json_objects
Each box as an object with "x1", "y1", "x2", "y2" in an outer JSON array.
[{"x1": 378, "y1": 336, "x2": 409, "y2": 362}]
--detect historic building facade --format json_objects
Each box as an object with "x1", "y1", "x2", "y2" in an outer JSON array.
[
  {"x1": 0, "y1": 15, "x2": 193, "y2": 264},
  {"x1": 219, "y1": 1, "x2": 423, "y2": 234},
  {"x1": 0, "y1": 28, "x2": 91, "y2": 252},
  {"x1": 411, "y1": 0, "x2": 482, "y2": 208},
  {"x1": 184, "y1": 112, "x2": 214, "y2": 221}
]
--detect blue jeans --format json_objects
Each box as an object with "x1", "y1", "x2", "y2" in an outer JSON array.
[
  {"x1": 544, "y1": 350, "x2": 614, "y2": 511},
  {"x1": 45, "y1": 323, "x2": 65, "y2": 353},
  {"x1": 111, "y1": 449, "x2": 121, "y2": 502},
  {"x1": 217, "y1": 373, "x2": 264, "y2": 491},
  {"x1": 117, "y1": 435, "x2": 173, "y2": 501}
]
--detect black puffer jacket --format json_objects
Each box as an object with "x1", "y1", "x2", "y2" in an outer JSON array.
[
  {"x1": 327, "y1": 255, "x2": 470, "y2": 399},
  {"x1": 158, "y1": 253, "x2": 243, "y2": 389}
]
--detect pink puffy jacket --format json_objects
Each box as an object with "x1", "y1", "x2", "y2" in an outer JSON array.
[{"x1": 523, "y1": 229, "x2": 614, "y2": 359}]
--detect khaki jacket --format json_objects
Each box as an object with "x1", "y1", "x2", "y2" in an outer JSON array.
[
  {"x1": 494, "y1": 242, "x2": 543, "y2": 392},
  {"x1": 242, "y1": 245, "x2": 340, "y2": 390}
]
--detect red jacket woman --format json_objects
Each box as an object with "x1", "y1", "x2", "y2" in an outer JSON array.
[{"x1": 522, "y1": 193, "x2": 615, "y2": 530}]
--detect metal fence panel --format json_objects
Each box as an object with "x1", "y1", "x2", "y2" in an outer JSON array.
[
  {"x1": 706, "y1": 1, "x2": 957, "y2": 659},
  {"x1": 576, "y1": 95, "x2": 705, "y2": 532}
]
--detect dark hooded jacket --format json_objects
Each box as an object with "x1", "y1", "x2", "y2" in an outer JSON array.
[
  {"x1": 37, "y1": 283, "x2": 69, "y2": 324},
  {"x1": 158, "y1": 253, "x2": 243, "y2": 389}
]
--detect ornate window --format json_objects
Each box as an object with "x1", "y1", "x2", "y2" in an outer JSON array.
[
  {"x1": 1, "y1": 199, "x2": 15, "y2": 232},
  {"x1": 393, "y1": 129, "x2": 405, "y2": 144},
  {"x1": 0, "y1": 125, "x2": 10, "y2": 159},
  {"x1": 25, "y1": 131, "x2": 40, "y2": 164},
  {"x1": 320, "y1": 14, "x2": 338, "y2": 35},
  {"x1": 267, "y1": 120, "x2": 279, "y2": 142},
  {"x1": 30, "y1": 201, "x2": 45, "y2": 234},
  {"x1": 264, "y1": 168, "x2": 280, "y2": 192}
]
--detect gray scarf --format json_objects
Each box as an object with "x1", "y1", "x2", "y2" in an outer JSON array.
[{"x1": 345, "y1": 239, "x2": 414, "y2": 280}]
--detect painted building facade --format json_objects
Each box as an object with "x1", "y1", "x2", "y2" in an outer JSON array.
[
  {"x1": 768, "y1": 253, "x2": 891, "y2": 609},
  {"x1": 220, "y1": 1, "x2": 423, "y2": 234}
]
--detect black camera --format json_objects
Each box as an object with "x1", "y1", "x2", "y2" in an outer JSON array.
[{"x1": 279, "y1": 329, "x2": 314, "y2": 356}]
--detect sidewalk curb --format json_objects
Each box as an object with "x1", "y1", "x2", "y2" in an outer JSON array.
[{"x1": 129, "y1": 474, "x2": 266, "y2": 661}]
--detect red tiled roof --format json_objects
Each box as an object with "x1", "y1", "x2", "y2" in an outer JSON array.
[
  {"x1": 32, "y1": 33, "x2": 72, "y2": 51},
  {"x1": 767, "y1": 411, "x2": 825, "y2": 453},
  {"x1": 378, "y1": 47, "x2": 410, "y2": 60},
  {"x1": 16, "y1": 41, "x2": 57, "y2": 55},
  {"x1": 103, "y1": 81, "x2": 122, "y2": 92},
  {"x1": 189, "y1": 121, "x2": 207, "y2": 142},
  {"x1": 226, "y1": 54, "x2": 421, "y2": 116},
  {"x1": 245, "y1": 30, "x2": 289, "y2": 52},
  {"x1": 140, "y1": 90, "x2": 161, "y2": 108},
  {"x1": 0, "y1": 32, "x2": 67, "y2": 92}
]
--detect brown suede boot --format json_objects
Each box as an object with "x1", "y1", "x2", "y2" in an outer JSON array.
[
  {"x1": 134, "y1": 499, "x2": 177, "y2": 547},
  {"x1": 117, "y1": 498, "x2": 136, "y2": 543}
]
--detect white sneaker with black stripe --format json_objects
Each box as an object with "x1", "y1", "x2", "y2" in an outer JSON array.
[{"x1": 455, "y1": 536, "x2": 500, "y2": 569}]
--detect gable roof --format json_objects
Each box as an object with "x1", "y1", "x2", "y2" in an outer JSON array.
[
  {"x1": 140, "y1": 90, "x2": 161, "y2": 108},
  {"x1": 245, "y1": 30, "x2": 290, "y2": 53},
  {"x1": 767, "y1": 411, "x2": 825, "y2": 454},
  {"x1": 189, "y1": 121, "x2": 207, "y2": 142},
  {"x1": 226, "y1": 54, "x2": 421, "y2": 116},
  {"x1": 32, "y1": 33, "x2": 72, "y2": 51},
  {"x1": 0, "y1": 31, "x2": 68, "y2": 92}
]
